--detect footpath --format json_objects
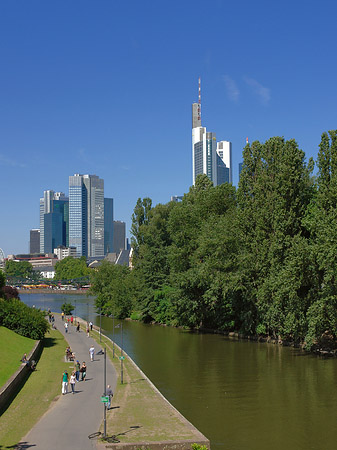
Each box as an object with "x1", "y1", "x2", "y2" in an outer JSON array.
[{"x1": 21, "y1": 314, "x2": 117, "y2": 450}]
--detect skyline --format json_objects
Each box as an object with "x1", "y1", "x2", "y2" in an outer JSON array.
[{"x1": 1, "y1": 0, "x2": 337, "y2": 256}]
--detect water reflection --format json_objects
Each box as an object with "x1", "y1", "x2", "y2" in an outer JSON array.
[{"x1": 20, "y1": 293, "x2": 337, "y2": 450}]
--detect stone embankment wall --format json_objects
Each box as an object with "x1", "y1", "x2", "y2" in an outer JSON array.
[{"x1": 0, "y1": 340, "x2": 42, "y2": 412}]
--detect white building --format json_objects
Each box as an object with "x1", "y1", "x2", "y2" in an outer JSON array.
[{"x1": 54, "y1": 246, "x2": 77, "y2": 260}]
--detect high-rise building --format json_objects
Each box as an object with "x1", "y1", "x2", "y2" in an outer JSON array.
[
  {"x1": 40, "y1": 191, "x2": 69, "y2": 253},
  {"x1": 192, "y1": 79, "x2": 232, "y2": 186},
  {"x1": 104, "y1": 198, "x2": 114, "y2": 255},
  {"x1": 69, "y1": 174, "x2": 104, "y2": 258},
  {"x1": 30, "y1": 229, "x2": 40, "y2": 254},
  {"x1": 113, "y1": 220, "x2": 126, "y2": 254}
]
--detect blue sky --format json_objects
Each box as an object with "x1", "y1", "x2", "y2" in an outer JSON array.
[{"x1": 1, "y1": 0, "x2": 337, "y2": 256}]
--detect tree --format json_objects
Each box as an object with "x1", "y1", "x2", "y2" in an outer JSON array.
[
  {"x1": 130, "y1": 197, "x2": 152, "y2": 259},
  {"x1": 55, "y1": 256, "x2": 90, "y2": 281},
  {"x1": 236, "y1": 136, "x2": 315, "y2": 338},
  {"x1": 0, "y1": 270, "x2": 5, "y2": 292},
  {"x1": 90, "y1": 260, "x2": 133, "y2": 319},
  {"x1": 61, "y1": 302, "x2": 74, "y2": 315},
  {"x1": 5, "y1": 260, "x2": 35, "y2": 279}
]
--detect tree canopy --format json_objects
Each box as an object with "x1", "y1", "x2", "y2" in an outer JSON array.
[{"x1": 92, "y1": 132, "x2": 337, "y2": 351}]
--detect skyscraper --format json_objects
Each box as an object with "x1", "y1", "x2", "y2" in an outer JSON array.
[
  {"x1": 113, "y1": 220, "x2": 126, "y2": 254},
  {"x1": 69, "y1": 174, "x2": 104, "y2": 258},
  {"x1": 192, "y1": 79, "x2": 232, "y2": 186},
  {"x1": 104, "y1": 198, "x2": 114, "y2": 255},
  {"x1": 30, "y1": 229, "x2": 40, "y2": 254},
  {"x1": 40, "y1": 191, "x2": 69, "y2": 253}
]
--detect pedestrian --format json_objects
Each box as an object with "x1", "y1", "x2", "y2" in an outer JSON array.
[
  {"x1": 86, "y1": 324, "x2": 90, "y2": 337},
  {"x1": 80, "y1": 362, "x2": 87, "y2": 381},
  {"x1": 75, "y1": 360, "x2": 80, "y2": 381},
  {"x1": 71, "y1": 316, "x2": 73, "y2": 325},
  {"x1": 89, "y1": 321, "x2": 93, "y2": 331},
  {"x1": 64, "y1": 322, "x2": 68, "y2": 333},
  {"x1": 76, "y1": 322, "x2": 80, "y2": 332},
  {"x1": 106, "y1": 385, "x2": 113, "y2": 409},
  {"x1": 62, "y1": 370, "x2": 68, "y2": 394},
  {"x1": 69, "y1": 371, "x2": 76, "y2": 394},
  {"x1": 61, "y1": 311, "x2": 64, "y2": 321},
  {"x1": 89, "y1": 345, "x2": 95, "y2": 361}
]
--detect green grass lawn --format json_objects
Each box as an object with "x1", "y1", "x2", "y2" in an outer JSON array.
[
  {"x1": 0, "y1": 328, "x2": 69, "y2": 448},
  {"x1": 0, "y1": 326, "x2": 36, "y2": 388}
]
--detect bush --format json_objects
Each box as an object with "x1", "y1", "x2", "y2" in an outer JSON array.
[
  {"x1": 61, "y1": 302, "x2": 74, "y2": 315},
  {"x1": 0, "y1": 298, "x2": 49, "y2": 340}
]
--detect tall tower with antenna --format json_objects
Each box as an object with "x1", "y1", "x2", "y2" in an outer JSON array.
[{"x1": 191, "y1": 78, "x2": 232, "y2": 186}]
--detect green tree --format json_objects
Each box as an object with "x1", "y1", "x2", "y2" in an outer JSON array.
[
  {"x1": 305, "y1": 130, "x2": 337, "y2": 348},
  {"x1": 61, "y1": 302, "x2": 74, "y2": 315},
  {"x1": 5, "y1": 260, "x2": 35, "y2": 279},
  {"x1": 130, "y1": 197, "x2": 152, "y2": 260},
  {"x1": 237, "y1": 136, "x2": 315, "y2": 338},
  {"x1": 54, "y1": 256, "x2": 90, "y2": 281},
  {"x1": 90, "y1": 260, "x2": 132, "y2": 319}
]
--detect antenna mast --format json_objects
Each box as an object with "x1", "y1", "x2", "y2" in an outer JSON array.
[{"x1": 198, "y1": 77, "x2": 201, "y2": 122}]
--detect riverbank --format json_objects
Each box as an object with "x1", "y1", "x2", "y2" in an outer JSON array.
[
  {"x1": 18, "y1": 288, "x2": 89, "y2": 295},
  {"x1": 76, "y1": 317, "x2": 210, "y2": 449}
]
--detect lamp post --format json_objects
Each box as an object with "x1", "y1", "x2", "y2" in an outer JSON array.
[
  {"x1": 103, "y1": 346, "x2": 106, "y2": 438},
  {"x1": 112, "y1": 315, "x2": 115, "y2": 358},
  {"x1": 121, "y1": 322, "x2": 124, "y2": 384},
  {"x1": 99, "y1": 306, "x2": 102, "y2": 343}
]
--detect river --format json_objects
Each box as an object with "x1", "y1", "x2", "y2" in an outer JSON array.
[{"x1": 21, "y1": 292, "x2": 337, "y2": 450}]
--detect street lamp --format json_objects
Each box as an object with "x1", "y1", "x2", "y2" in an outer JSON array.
[{"x1": 99, "y1": 306, "x2": 102, "y2": 343}]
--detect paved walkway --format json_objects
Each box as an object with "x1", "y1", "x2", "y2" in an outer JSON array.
[{"x1": 21, "y1": 314, "x2": 117, "y2": 450}]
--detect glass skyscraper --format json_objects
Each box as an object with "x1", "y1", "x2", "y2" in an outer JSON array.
[
  {"x1": 69, "y1": 174, "x2": 104, "y2": 258},
  {"x1": 40, "y1": 191, "x2": 69, "y2": 254}
]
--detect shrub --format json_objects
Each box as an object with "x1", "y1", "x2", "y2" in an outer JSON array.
[
  {"x1": 0, "y1": 298, "x2": 49, "y2": 340},
  {"x1": 61, "y1": 302, "x2": 74, "y2": 315}
]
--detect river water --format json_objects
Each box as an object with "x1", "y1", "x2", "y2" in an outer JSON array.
[{"x1": 21, "y1": 293, "x2": 337, "y2": 450}]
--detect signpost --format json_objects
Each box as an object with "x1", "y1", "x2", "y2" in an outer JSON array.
[{"x1": 101, "y1": 396, "x2": 109, "y2": 403}]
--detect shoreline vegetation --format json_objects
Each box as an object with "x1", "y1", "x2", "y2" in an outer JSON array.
[{"x1": 89, "y1": 134, "x2": 337, "y2": 355}]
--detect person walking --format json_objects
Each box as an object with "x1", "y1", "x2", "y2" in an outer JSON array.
[
  {"x1": 61, "y1": 311, "x2": 64, "y2": 321},
  {"x1": 76, "y1": 322, "x2": 80, "y2": 332},
  {"x1": 62, "y1": 370, "x2": 68, "y2": 395},
  {"x1": 69, "y1": 371, "x2": 76, "y2": 394},
  {"x1": 80, "y1": 362, "x2": 87, "y2": 381},
  {"x1": 106, "y1": 385, "x2": 113, "y2": 409},
  {"x1": 70, "y1": 316, "x2": 74, "y2": 325},
  {"x1": 75, "y1": 360, "x2": 80, "y2": 381},
  {"x1": 89, "y1": 345, "x2": 95, "y2": 362},
  {"x1": 89, "y1": 321, "x2": 93, "y2": 331},
  {"x1": 86, "y1": 324, "x2": 90, "y2": 337}
]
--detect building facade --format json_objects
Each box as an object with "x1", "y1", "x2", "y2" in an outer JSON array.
[
  {"x1": 40, "y1": 191, "x2": 69, "y2": 254},
  {"x1": 113, "y1": 220, "x2": 126, "y2": 254},
  {"x1": 30, "y1": 229, "x2": 40, "y2": 254},
  {"x1": 104, "y1": 198, "x2": 114, "y2": 255},
  {"x1": 69, "y1": 174, "x2": 104, "y2": 258}
]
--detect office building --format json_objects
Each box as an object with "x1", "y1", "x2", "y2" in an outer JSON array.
[
  {"x1": 30, "y1": 229, "x2": 40, "y2": 254},
  {"x1": 104, "y1": 198, "x2": 114, "y2": 255},
  {"x1": 69, "y1": 174, "x2": 104, "y2": 258},
  {"x1": 54, "y1": 246, "x2": 77, "y2": 260},
  {"x1": 192, "y1": 79, "x2": 232, "y2": 186},
  {"x1": 40, "y1": 191, "x2": 69, "y2": 253},
  {"x1": 113, "y1": 220, "x2": 126, "y2": 254}
]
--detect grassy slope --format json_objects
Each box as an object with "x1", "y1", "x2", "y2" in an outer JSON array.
[
  {"x1": 0, "y1": 328, "x2": 69, "y2": 448},
  {"x1": 0, "y1": 327, "x2": 36, "y2": 388}
]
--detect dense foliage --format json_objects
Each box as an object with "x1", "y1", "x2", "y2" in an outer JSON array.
[
  {"x1": 0, "y1": 297, "x2": 49, "y2": 340},
  {"x1": 61, "y1": 302, "x2": 74, "y2": 315},
  {"x1": 54, "y1": 256, "x2": 91, "y2": 281},
  {"x1": 5, "y1": 260, "x2": 36, "y2": 279},
  {"x1": 92, "y1": 132, "x2": 337, "y2": 350}
]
